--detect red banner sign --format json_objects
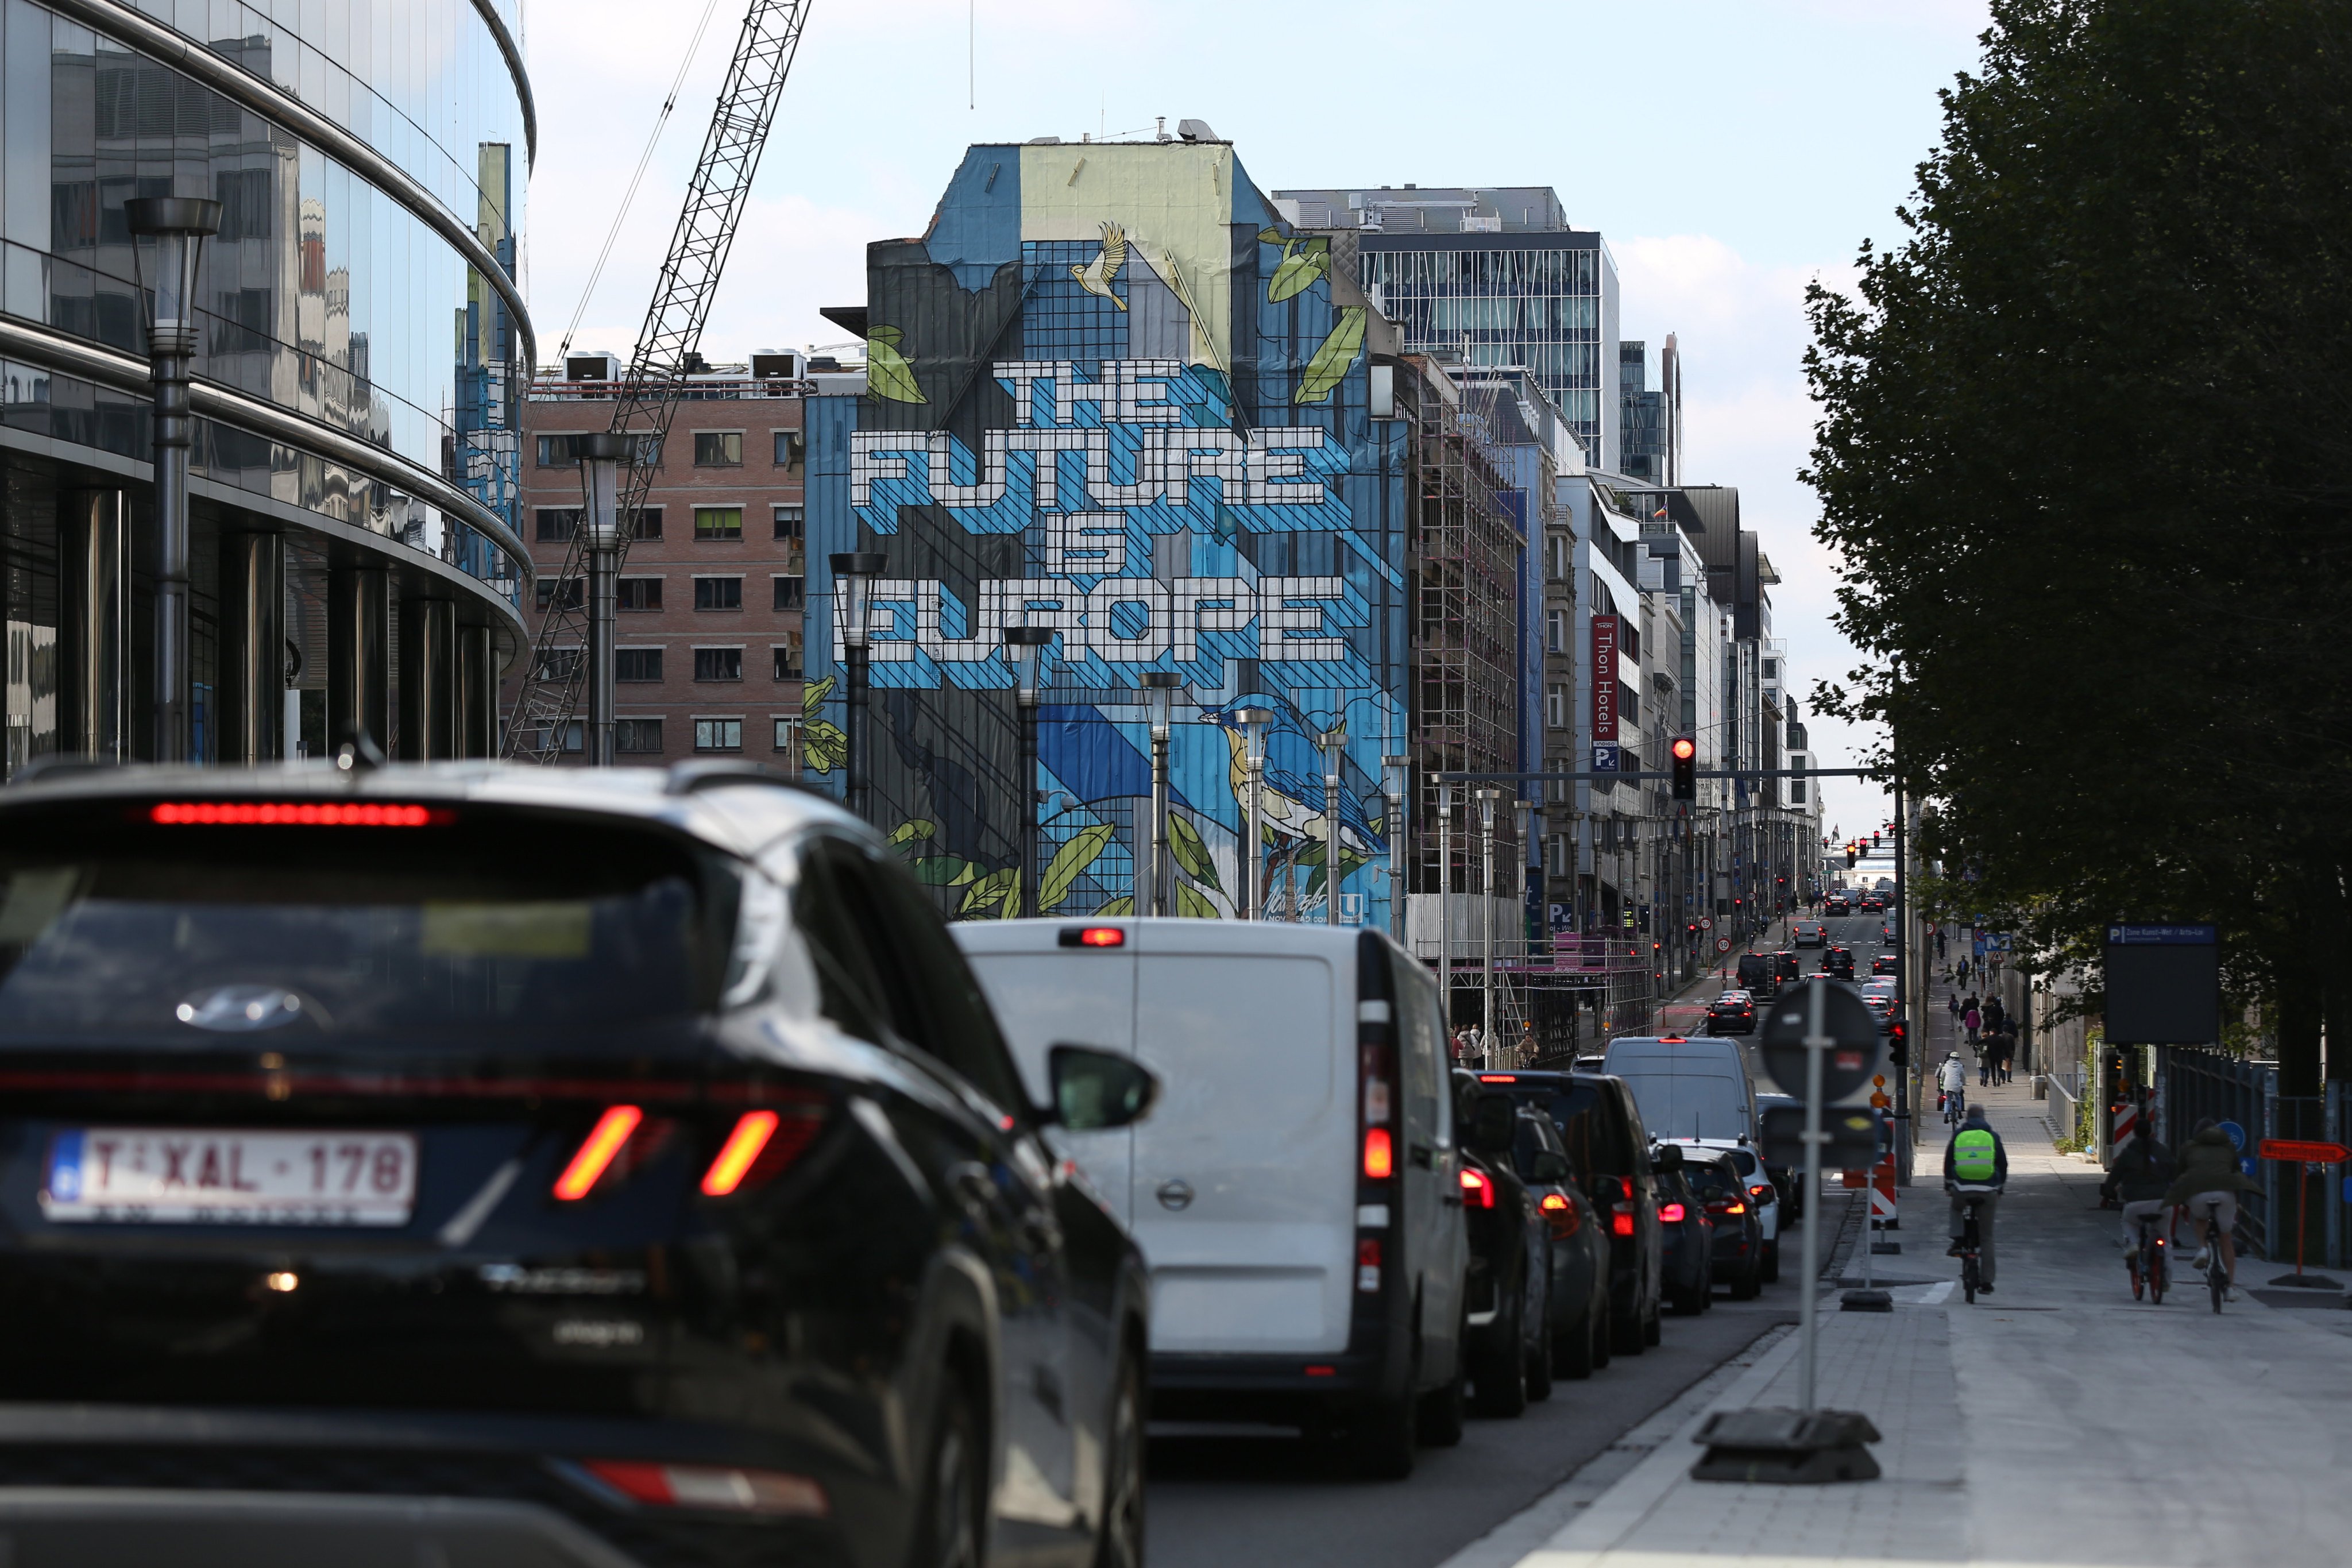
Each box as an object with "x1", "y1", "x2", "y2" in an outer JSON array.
[
  {"x1": 1591, "y1": 615, "x2": 1620, "y2": 741},
  {"x1": 2258, "y1": 1139, "x2": 2351, "y2": 1164}
]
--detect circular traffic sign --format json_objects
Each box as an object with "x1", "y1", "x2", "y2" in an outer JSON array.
[
  {"x1": 1700, "y1": 917, "x2": 1713, "y2": 932},
  {"x1": 1759, "y1": 978, "x2": 1883, "y2": 1102},
  {"x1": 1714, "y1": 936, "x2": 1733, "y2": 954}
]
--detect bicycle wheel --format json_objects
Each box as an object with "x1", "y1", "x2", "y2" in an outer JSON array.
[
  {"x1": 2208, "y1": 1260, "x2": 2226, "y2": 1313},
  {"x1": 2147, "y1": 1243, "x2": 2165, "y2": 1306},
  {"x1": 1962, "y1": 1255, "x2": 1979, "y2": 1304}
]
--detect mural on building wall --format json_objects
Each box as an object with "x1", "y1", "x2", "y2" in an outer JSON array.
[{"x1": 806, "y1": 143, "x2": 1408, "y2": 923}]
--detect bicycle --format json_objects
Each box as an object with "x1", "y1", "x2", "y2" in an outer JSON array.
[
  {"x1": 1956, "y1": 1196, "x2": 1987, "y2": 1303},
  {"x1": 1942, "y1": 1085, "x2": 1967, "y2": 1126},
  {"x1": 2189, "y1": 1197, "x2": 2233, "y2": 1312},
  {"x1": 2126, "y1": 1207, "x2": 2168, "y2": 1304}
]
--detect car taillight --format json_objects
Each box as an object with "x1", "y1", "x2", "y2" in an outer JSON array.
[
  {"x1": 554, "y1": 1106, "x2": 643, "y2": 1200},
  {"x1": 1357, "y1": 1238, "x2": 1381, "y2": 1293},
  {"x1": 148, "y1": 800, "x2": 453, "y2": 827},
  {"x1": 1363, "y1": 1127, "x2": 1394, "y2": 1180},
  {"x1": 575, "y1": 1459, "x2": 827, "y2": 1517},
  {"x1": 1540, "y1": 1190, "x2": 1579, "y2": 1239},
  {"x1": 1660, "y1": 1202, "x2": 1687, "y2": 1222},
  {"x1": 1459, "y1": 1168, "x2": 1495, "y2": 1209},
  {"x1": 1708, "y1": 1199, "x2": 1747, "y2": 1215},
  {"x1": 1749, "y1": 1184, "x2": 1774, "y2": 1200},
  {"x1": 1611, "y1": 1209, "x2": 1634, "y2": 1237}
]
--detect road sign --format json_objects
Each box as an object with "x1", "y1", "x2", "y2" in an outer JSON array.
[
  {"x1": 1759, "y1": 980, "x2": 1883, "y2": 1103},
  {"x1": 1762, "y1": 1105, "x2": 1880, "y2": 1171},
  {"x1": 2259, "y1": 1139, "x2": 2352, "y2": 1165},
  {"x1": 1715, "y1": 936, "x2": 1733, "y2": 954},
  {"x1": 1700, "y1": 917, "x2": 1713, "y2": 931}
]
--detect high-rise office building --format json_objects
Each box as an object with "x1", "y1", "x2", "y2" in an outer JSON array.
[
  {"x1": 1620, "y1": 336, "x2": 1682, "y2": 486},
  {"x1": 1273, "y1": 185, "x2": 1620, "y2": 470}
]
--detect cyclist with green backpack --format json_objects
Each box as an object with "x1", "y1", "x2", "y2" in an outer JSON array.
[{"x1": 1945, "y1": 1104, "x2": 2010, "y2": 1293}]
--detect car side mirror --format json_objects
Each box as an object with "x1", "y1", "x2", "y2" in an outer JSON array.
[
  {"x1": 1044, "y1": 1044, "x2": 1158, "y2": 1131},
  {"x1": 1531, "y1": 1150, "x2": 1571, "y2": 1184},
  {"x1": 1466, "y1": 1093, "x2": 1516, "y2": 1156},
  {"x1": 1652, "y1": 1142, "x2": 1686, "y2": 1171}
]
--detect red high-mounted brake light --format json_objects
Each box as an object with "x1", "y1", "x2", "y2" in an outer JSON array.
[
  {"x1": 1459, "y1": 1168, "x2": 1496, "y2": 1209},
  {"x1": 1611, "y1": 1209, "x2": 1635, "y2": 1237},
  {"x1": 1660, "y1": 1202, "x2": 1687, "y2": 1222},
  {"x1": 1659, "y1": 1036, "x2": 1688, "y2": 1044},
  {"x1": 149, "y1": 801, "x2": 451, "y2": 827},
  {"x1": 1478, "y1": 1073, "x2": 1517, "y2": 1083},
  {"x1": 554, "y1": 1106, "x2": 643, "y2": 1200},
  {"x1": 1363, "y1": 1127, "x2": 1394, "y2": 1181},
  {"x1": 1059, "y1": 926, "x2": 1126, "y2": 948},
  {"x1": 578, "y1": 1460, "x2": 827, "y2": 1517}
]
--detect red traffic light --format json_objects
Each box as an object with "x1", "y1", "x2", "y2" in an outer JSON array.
[{"x1": 1671, "y1": 737, "x2": 1696, "y2": 762}]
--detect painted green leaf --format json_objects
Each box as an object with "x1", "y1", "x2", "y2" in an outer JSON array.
[
  {"x1": 865, "y1": 325, "x2": 927, "y2": 404},
  {"x1": 1039, "y1": 824, "x2": 1115, "y2": 913},
  {"x1": 1267, "y1": 235, "x2": 1330, "y2": 304},
  {"x1": 889, "y1": 818, "x2": 937, "y2": 845},
  {"x1": 1303, "y1": 845, "x2": 1373, "y2": 901},
  {"x1": 909, "y1": 855, "x2": 976, "y2": 886},
  {"x1": 1295, "y1": 307, "x2": 1366, "y2": 403},
  {"x1": 960, "y1": 865, "x2": 1017, "y2": 916},
  {"x1": 1166, "y1": 813, "x2": 1221, "y2": 892},
  {"x1": 801, "y1": 717, "x2": 846, "y2": 774},
  {"x1": 802, "y1": 675, "x2": 835, "y2": 719},
  {"x1": 1173, "y1": 882, "x2": 1220, "y2": 920},
  {"x1": 1094, "y1": 895, "x2": 1134, "y2": 917}
]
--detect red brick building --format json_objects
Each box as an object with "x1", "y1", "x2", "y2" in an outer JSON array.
[{"x1": 511, "y1": 358, "x2": 806, "y2": 766}]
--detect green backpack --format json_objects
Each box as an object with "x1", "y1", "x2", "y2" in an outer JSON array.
[{"x1": 1952, "y1": 1129, "x2": 1999, "y2": 1181}]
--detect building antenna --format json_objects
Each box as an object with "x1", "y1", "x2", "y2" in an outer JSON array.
[{"x1": 969, "y1": 0, "x2": 975, "y2": 110}]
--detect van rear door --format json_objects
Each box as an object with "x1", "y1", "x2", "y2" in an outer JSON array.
[
  {"x1": 1129, "y1": 927, "x2": 1351, "y2": 1357},
  {"x1": 954, "y1": 921, "x2": 1138, "y2": 1227}
]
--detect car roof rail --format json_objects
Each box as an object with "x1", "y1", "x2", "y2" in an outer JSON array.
[{"x1": 662, "y1": 760, "x2": 822, "y2": 798}]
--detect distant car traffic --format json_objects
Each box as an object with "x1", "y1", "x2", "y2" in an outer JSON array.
[
  {"x1": 1821, "y1": 946, "x2": 1857, "y2": 979},
  {"x1": 1882, "y1": 923, "x2": 1897, "y2": 944},
  {"x1": 1455, "y1": 1084, "x2": 1552, "y2": 1423},
  {"x1": 1704, "y1": 990, "x2": 1757, "y2": 1034},
  {"x1": 1651, "y1": 1145, "x2": 1716, "y2": 1314},
  {"x1": 1860, "y1": 894, "x2": 1886, "y2": 913},
  {"x1": 1794, "y1": 922, "x2": 1826, "y2": 947},
  {"x1": 1824, "y1": 894, "x2": 1853, "y2": 916},
  {"x1": 1507, "y1": 1106, "x2": 1613, "y2": 1380},
  {"x1": 1658, "y1": 1137, "x2": 1782, "y2": 1285},
  {"x1": 0, "y1": 763, "x2": 1161, "y2": 1567},
  {"x1": 1681, "y1": 1148, "x2": 1766, "y2": 1299},
  {"x1": 1872, "y1": 953, "x2": 1899, "y2": 975},
  {"x1": 1735, "y1": 952, "x2": 1777, "y2": 997}
]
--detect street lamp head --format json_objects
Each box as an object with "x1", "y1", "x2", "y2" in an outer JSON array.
[
  {"x1": 1475, "y1": 786, "x2": 1501, "y2": 831},
  {"x1": 1138, "y1": 669, "x2": 1183, "y2": 740},
  {"x1": 125, "y1": 196, "x2": 222, "y2": 346},
  {"x1": 1234, "y1": 705, "x2": 1274, "y2": 765},
  {"x1": 1002, "y1": 624, "x2": 1053, "y2": 705},
  {"x1": 576, "y1": 431, "x2": 634, "y2": 548},
  {"x1": 829, "y1": 552, "x2": 887, "y2": 652}
]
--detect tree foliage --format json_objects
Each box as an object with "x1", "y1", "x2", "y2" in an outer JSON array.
[{"x1": 1803, "y1": 0, "x2": 2352, "y2": 1078}]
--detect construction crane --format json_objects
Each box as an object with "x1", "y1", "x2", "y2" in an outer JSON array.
[{"x1": 506, "y1": 0, "x2": 814, "y2": 762}]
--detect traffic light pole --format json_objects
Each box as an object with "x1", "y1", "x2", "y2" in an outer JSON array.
[{"x1": 1893, "y1": 755, "x2": 1913, "y2": 1181}]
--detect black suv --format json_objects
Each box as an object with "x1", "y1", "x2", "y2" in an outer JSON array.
[{"x1": 0, "y1": 763, "x2": 1156, "y2": 1567}]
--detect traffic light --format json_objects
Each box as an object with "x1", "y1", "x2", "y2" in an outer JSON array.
[
  {"x1": 1871, "y1": 832, "x2": 1881, "y2": 850},
  {"x1": 1887, "y1": 1014, "x2": 1909, "y2": 1064},
  {"x1": 1847, "y1": 848, "x2": 1857, "y2": 868},
  {"x1": 1670, "y1": 736, "x2": 1697, "y2": 801}
]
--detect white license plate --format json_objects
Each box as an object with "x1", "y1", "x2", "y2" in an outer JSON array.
[{"x1": 41, "y1": 1128, "x2": 418, "y2": 1226}]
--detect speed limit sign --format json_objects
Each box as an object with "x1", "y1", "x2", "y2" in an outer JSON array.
[
  {"x1": 1715, "y1": 936, "x2": 1733, "y2": 954},
  {"x1": 1700, "y1": 917, "x2": 1714, "y2": 932}
]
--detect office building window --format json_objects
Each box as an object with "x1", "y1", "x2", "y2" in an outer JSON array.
[
  {"x1": 774, "y1": 716, "x2": 801, "y2": 755},
  {"x1": 535, "y1": 647, "x2": 582, "y2": 681},
  {"x1": 694, "y1": 506, "x2": 743, "y2": 541},
  {"x1": 774, "y1": 431, "x2": 805, "y2": 469},
  {"x1": 615, "y1": 648, "x2": 663, "y2": 682},
  {"x1": 535, "y1": 507, "x2": 580, "y2": 542},
  {"x1": 694, "y1": 647, "x2": 744, "y2": 682},
  {"x1": 535, "y1": 578, "x2": 584, "y2": 612},
  {"x1": 1546, "y1": 683, "x2": 1566, "y2": 729},
  {"x1": 694, "y1": 577, "x2": 742, "y2": 611},
  {"x1": 616, "y1": 719, "x2": 663, "y2": 754},
  {"x1": 627, "y1": 507, "x2": 663, "y2": 541},
  {"x1": 694, "y1": 431, "x2": 743, "y2": 466},
  {"x1": 773, "y1": 576, "x2": 804, "y2": 611},
  {"x1": 773, "y1": 636, "x2": 803, "y2": 679},
  {"x1": 773, "y1": 503, "x2": 804, "y2": 540},
  {"x1": 694, "y1": 718, "x2": 743, "y2": 752},
  {"x1": 1547, "y1": 609, "x2": 1567, "y2": 654},
  {"x1": 617, "y1": 578, "x2": 663, "y2": 611},
  {"x1": 535, "y1": 434, "x2": 578, "y2": 468}
]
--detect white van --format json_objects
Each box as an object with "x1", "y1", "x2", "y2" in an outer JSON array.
[
  {"x1": 1600, "y1": 1035, "x2": 1760, "y2": 1145},
  {"x1": 953, "y1": 918, "x2": 1466, "y2": 1475}
]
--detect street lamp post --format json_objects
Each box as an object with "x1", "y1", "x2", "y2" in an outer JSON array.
[
  {"x1": 1004, "y1": 627, "x2": 1054, "y2": 918},
  {"x1": 1140, "y1": 671, "x2": 1183, "y2": 916},
  {"x1": 1383, "y1": 754, "x2": 1410, "y2": 945},
  {"x1": 577, "y1": 432, "x2": 632, "y2": 766},
  {"x1": 1320, "y1": 721, "x2": 1347, "y2": 926},
  {"x1": 1237, "y1": 708, "x2": 1273, "y2": 919},
  {"x1": 829, "y1": 553, "x2": 886, "y2": 820},
  {"x1": 126, "y1": 196, "x2": 221, "y2": 763},
  {"x1": 1436, "y1": 778, "x2": 1455, "y2": 1036},
  {"x1": 1477, "y1": 787, "x2": 1503, "y2": 1067}
]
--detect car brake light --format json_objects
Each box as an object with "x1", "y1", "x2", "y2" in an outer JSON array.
[
  {"x1": 1539, "y1": 1192, "x2": 1567, "y2": 1211},
  {"x1": 1477, "y1": 1073, "x2": 1517, "y2": 1082},
  {"x1": 1459, "y1": 1168, "x2": 1494, "y2": 1208},
  {"x1": 1363, "y1": 1127, "x2": 1394, "y2": 1180},
  {"x1": 1658, "y1": 1035, "x2": 1687, "y2": 1044},
  {"x1": 701, "y1": 1111, "x2": 778, "y2": 1195},
  {"x1": 554, "y1": 1105, "x2": 643, "y2": 1199},
  {"x1": 577, "y1": 1459, "x2": 827, "y2": 1517},
  {"x1": 1708, "y1": 1200, "x2": 1747, "y2": 1215},
  {"x1": 1660, "y1": 1202, "x2": 1687, "y2": 1222},
  {"x1": 1749, "y1": 1184, "x2": 1774, "y2": 1199},
  {"x1": 1079, "y1": 928, "x2": 1123, "y2": 947},
  {"x1": 1611, "y1": 1209, "x2": 1634, "y2": 1237},
  {"x1": 149, "y1": 801, "x2": 451, "y2": 827},
  {"x1": 1357, "y1": 1237, "x2": 1381, "y2": 1293}
]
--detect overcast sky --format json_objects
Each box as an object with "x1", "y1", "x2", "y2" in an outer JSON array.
[{"x1": 515, "y1": 0, "x2": 1995, "y2": 847}]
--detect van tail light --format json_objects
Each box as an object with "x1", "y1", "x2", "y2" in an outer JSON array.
[
  {"x1": 1611, "y1": 1208, "x2": 1635, "y2": 1237},
  {"x1": 1356, "y1": 1238, "x2": 1381, "y2": 1293},
  {"x1": 1459, "y1": 1168, "x2": 1495, "y2": 1209},
  {"x1": 1358, "y1": 1035, "x2": 1396, "y2": 1189},
  {"x1": 1659, "y1": 1202, "x2": 1687, "y2": 1222},
  {"x1": 1362, "y1": 1127, "x2": 1394, "y2": 1181},
  {"x1": 554, "y1": 1106, "x2": 643, "y2": 1200},
  {"x1": 573, "y1": 1459, "x2": 827, "y2": 1517}
]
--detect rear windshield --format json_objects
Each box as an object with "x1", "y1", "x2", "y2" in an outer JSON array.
[
  {"x1": 1528, "y1": 1082, "x2": 1635, "y2": 1176},
  {"x1": 1613, "y1": 1069, "x2": 1748, "y2": 1142},
  {"x1": 1685, "y1": 1159, "x2": 1740, "y2": 1198},
  {"x1": 0, "y1": 801, "x2": 733, "y2": 1046}
]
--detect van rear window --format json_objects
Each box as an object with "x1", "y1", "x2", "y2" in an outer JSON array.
[{"x1": 1538, "y1": 1083, "x2": 1634, "y2": 1176}]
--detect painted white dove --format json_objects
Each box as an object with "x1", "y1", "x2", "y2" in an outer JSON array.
[{"x1": 1069, "y1": 221, "x2": 1129, "y2": 311}]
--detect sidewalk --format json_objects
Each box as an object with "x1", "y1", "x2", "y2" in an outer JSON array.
[{"x1": 1479, "y1": 1062, "x2": 2352, "y2": 1568}]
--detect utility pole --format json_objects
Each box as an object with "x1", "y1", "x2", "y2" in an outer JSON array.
[
  {"x1": 1478, "y1": 788, "x2": 1503, "y2": 1067},
  {"x1": 1321, "y1": 721, "x2": 1347, "y2": 926},
  {"x1": 1436, "y1": 778, "x2": 1455, "y2": 1033}
]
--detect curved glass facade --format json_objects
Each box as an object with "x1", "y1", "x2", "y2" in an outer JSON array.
[{"x1": 0, "y1": 0, "x2": 528, "y2": 766}]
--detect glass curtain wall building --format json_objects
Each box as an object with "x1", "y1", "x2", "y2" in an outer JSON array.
[
  {"x1": 1273, "y1": 186, "x2": 1619, "y2": 471},
  {"x1": 0, "y1": 0, "x2": 532, "y2": 769}
]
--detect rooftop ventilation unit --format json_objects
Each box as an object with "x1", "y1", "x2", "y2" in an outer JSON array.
[{"x1": 564, "y1": 351, "x2": 620, "y2": 381}]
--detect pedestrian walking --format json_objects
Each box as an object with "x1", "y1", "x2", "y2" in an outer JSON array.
[
  {"x1": 1978, "y1": 1035, "x2": 1993, "y2": 1087},
  {"x1": 1935, "y1": 929, "x2": 1948, "y2": 960},
  {"x1": 1964, "y1": 1001, "x2": 1982, "y2": 1046},
  {"x1": 1999, "y1": 1030, "x2": 2019, "y2": 1084}
]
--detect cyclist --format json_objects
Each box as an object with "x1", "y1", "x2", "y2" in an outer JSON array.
[
  {"x1": 1937, "y1": 1050, "x2": 1967, "y2": 1122},
  {"x1": 2101, "y1": 1126, "x2": 2177, "y2": 1283},
  {"x1": 1945, "y1": 1104, "x2": 2008, "y2": 1293},
  {"x1": 2164, "y1": 1118, "x2": 2261, "y2": 1303}
]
